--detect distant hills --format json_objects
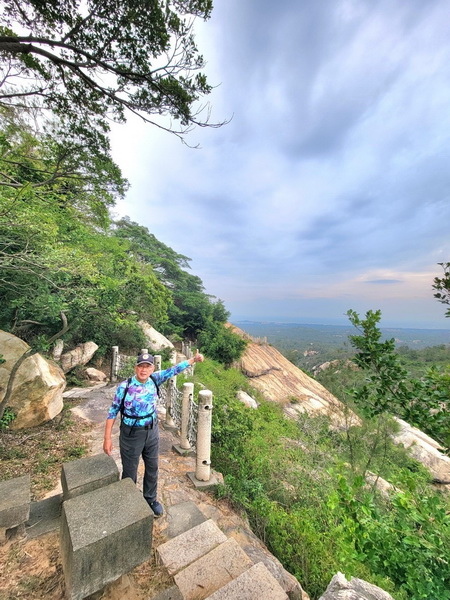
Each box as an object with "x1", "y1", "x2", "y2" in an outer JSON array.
[{"x1": 235, "y1": 321, "x2": 450, "y2": 351}]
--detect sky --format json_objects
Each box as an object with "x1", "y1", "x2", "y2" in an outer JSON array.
[{"x1": 110, "y1": 0, "x2": 450, "y2": 330}]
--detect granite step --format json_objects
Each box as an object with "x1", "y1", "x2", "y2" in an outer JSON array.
[
  {"x1": 157, "y1": 518, "x2": 227, "y2": 576},
  {"x1": 204, "y1": 561, "x2": 289, "y2": 600},
  {"x1": 173, "y1": 537, "x2": 253, "y2": 600}
]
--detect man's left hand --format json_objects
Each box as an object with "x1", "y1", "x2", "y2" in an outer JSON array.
[{"x1": 193, "y1": 349, "x2": 204, "y2": 363}]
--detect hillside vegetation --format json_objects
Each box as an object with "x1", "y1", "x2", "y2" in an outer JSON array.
[{"x1": 185, "y1": 360, "x2": 450, "y2": 600}]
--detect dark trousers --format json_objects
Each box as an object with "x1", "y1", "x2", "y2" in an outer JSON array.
[{"x1": 119, "y1": 423, "x2": 159, "y2": 503}]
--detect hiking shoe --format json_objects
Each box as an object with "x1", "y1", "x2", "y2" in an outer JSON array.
[{"x1": 148, "y1": 500, "x2": 164, "y2": 517}]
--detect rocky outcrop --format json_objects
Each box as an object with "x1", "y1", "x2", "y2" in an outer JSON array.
[
  {"x1": 236, "y1": 390, "x2": 258, "y2": 409},
  {"x1": 139, "y1": 321, "x2": 174, "y2": 351},
  {"x1": 85, "y1": 368, "x2": 107, "y2": 383},
  {"x1": 0, "y1": 330, "x2": 65, "y2": 429},
  {"x1": 60, "y1": 342, "x2": 98, "y2": 373},
  {"x1": 312, "y1": 359, "x2": 359, "y2": 375},
  {"x1": 228, "y1": 325, "x2": 361, "y2": 429},
  {"x1": 319, "y1": 572, "x2": 394, "y2": 599},
  {"x1": 393, "y1": 418, "x2": 450, "y2": 483},
  {"x1": 365, "y1": 471, "x2": 399, "y2": 497},
  {"x1": 52, "y1": 339, "x2": 64, "y2": 362}
]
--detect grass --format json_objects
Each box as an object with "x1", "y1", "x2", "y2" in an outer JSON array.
[{"x1": 0, "y1": 402, "x2": 92, "y2": 500}]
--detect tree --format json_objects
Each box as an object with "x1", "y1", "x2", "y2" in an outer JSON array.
[
  {"x1": 113, "y1": 217, "x2": 229, "y2": 339},
  {"x1": 0, "y1": 0, "x2": 219, "y2": 156},
  {"x1": 0, "y1": 119, "x2": 171, "y2": 351},
  {"x1": 347, "y1": 309, "x2": 449, "y2": 451},
  {"x1": 432, "y1": 262, "x2": 450, "y2": 318},
  {"x1": 198, "y1": 320, "x2": 247, "y2": 367}
]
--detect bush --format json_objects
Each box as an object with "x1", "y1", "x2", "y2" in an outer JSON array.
[{"x1": 197, "y1": 321, "x2": 247, "y2": 367}]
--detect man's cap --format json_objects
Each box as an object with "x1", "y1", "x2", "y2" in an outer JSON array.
[{"x1": 136, "y1": 353, "x2": 154, "y2": 365}]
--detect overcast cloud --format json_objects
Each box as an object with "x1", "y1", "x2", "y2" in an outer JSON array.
[{"x1": 110, "y1": 0, "x2": 450, "y2": 329}]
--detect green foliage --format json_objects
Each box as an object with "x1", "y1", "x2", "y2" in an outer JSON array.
[
  {"x1": 433, "y1": 262, "x2": 450, "y2": 318},
  {"x1": 0, "y1": 407, "x2": 16, "y2": 429},
  {"x1": 191, "y1": 360, "x2": 449, "y2": 599},
  {"x1": 0, "y1": 0, "x2": 216, "y2": 158},
  {"x1": 117, "y1": 356, "x2": 136, "y2": 381},
  {"x1": 328, "y1": 474, "x2": 450, "y2": 600},
  {"x1": 198, "y1": 321, "x2": 247, "y2": 366},
  {"x1": 347, "y1": 309, "x2": 450, "y2": 451},
  {"x1": 1, "y1": 115, "x2": 224, "y2": 356},
  {"x1": 113, "y1": 217, "x2": 230, "y2": 341}
]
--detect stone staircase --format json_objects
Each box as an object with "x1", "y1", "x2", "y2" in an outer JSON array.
[{"x1": 155, "y1": 509, "x2": 289, "y2": 600}]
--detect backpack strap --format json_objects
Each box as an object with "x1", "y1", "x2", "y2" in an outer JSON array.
[
  {"x1": 150, "y1": 374, "x2": 160, "y2": 398},
  {"x1": 119, "y1": 377, "x2": 132, "y2": 423}
]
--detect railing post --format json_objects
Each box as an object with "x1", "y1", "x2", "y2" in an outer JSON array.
[
  {"x1": 154, "y1": 354, "x2": 162, "y2": 371},
  {"x1": 180, "y1": 382, "x2": 194, "y2": 450},
  {"x1": 195, "y1": 390, "x2": 213, "y2": 481},
  {"x1": 111, "y1": 346, "x2": 119, "y2": 382},
  {"x1": 141, "y1": 348, "x2": 148, "y2": 354},
  {"x1": 164, "y1": 376, "x2": 177, "y2": 429},
  {"x1": 170, "y1": 350, "x2": 177, "y2": 365}
]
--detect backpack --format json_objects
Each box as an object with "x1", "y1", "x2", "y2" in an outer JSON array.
[{"x1": 119, "y1": 374, "x2": 160, "y2": 422}]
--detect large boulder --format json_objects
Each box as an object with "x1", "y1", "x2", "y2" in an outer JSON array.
[
  {"x1": 0, "y1": 330, "x2": 65, "y2": 429},
  {"x1": 228, "y1": 324, "x2": 361, "y2": 429},
  {"x1": 139, "y1": 321, "x2": 174, "y2": 351},
  {"x1": 392, "y1": 418, "x2": 450, "y2": 482},
  {"x1": 319, "y1": 572, "x2": 394, "y2": 600},
  {"x1": 84, "y1": 367, "x2": 107, "y2": 383},
  {"x1": 60, "y1": 341, "x2": 98, "y2": 373}
]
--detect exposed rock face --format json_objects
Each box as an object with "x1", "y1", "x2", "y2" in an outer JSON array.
[
  {"x1": 52, "y1": 339, "x2": 64, "y2": 361},
  {"x1": 85, "y1": 368, "x2": 107, "y2": 383},
  {"x1": 312, "y1": 359, "x2": 359, "y2": 375},
  {"x1": 365, "y1": 471, "x2": 399, "y2": 497},
  {"x1": 319, "y1": 572, "x2": 394, "y2": 600},
  {"x1": 0, "y1": 330, "x2": 65, "y2": 429},
  {"x1": 236, "y1": 390, "x2": 258, "y2": 409},
  {"x1": 60, "y1": 342, "x2": 98, "y2": 373},
  {"x1": 139, "y1": 321, "x2": 174, "y2": 351},
  {"x1": 228, "y1": 325, "x2": 361, "y2": 429},
  {"x1": 393, "y1": 417, "x2": 450, "y2": 482}
]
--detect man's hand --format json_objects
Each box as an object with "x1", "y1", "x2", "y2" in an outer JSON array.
[
  {"x1": 103, "y1": 437, "x2": 113, "y2": 455},
  {"x1": 189, "y1": 349, "x2": 204, "y2": 365},
  {"x1": 193, "y1": 349, "x2": 204, "y2": 363},
  {"x1": 103, "y1": 418, "x2": 115, "y2": 455}
]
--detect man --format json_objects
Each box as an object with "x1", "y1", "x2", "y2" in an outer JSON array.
[{"x1": 103, "y1": 350, "x2": 204, "y2": 516}]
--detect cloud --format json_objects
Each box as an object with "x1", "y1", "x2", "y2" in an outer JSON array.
[{"x1": 110, "y1": 0, "x2": 450, "y2": 329}]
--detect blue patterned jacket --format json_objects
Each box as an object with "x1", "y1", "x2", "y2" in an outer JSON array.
[{"x1": 107, "y1": 361, "x2": 190, "y2": 427}]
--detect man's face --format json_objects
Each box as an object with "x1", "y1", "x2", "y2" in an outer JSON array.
[{"x1": 134, "y1": 362, "x2": 155, "y2": 383}]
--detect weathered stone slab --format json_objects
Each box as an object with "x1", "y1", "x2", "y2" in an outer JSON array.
[
  {"x1": 229, "y1": 527, "x2": 307, "y2": 600},
  {"x1": 204, "y1": 562, "x2": 289, "y2": 600},
  {"x1": 166, "y1": 501, "x2": 207, "y2": 539},
  {"x1": 26, "y1": 493, "x2": 62, "y2": 539},
  {"x1": 60, "y1": 478, "x2": 152, "y2": 600},
  {"x1": 157, "y1": 518, "x2": 227, "y2": 576},
  {"x1": 61, "y1": 453, "x2": 119, "y2": 500},
  {"x1": 174, "y1": 538, "x2": 253, "y2": 600},
  {"x1": 0, "y1": 475, "x2": 30, "y2": 530}
]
